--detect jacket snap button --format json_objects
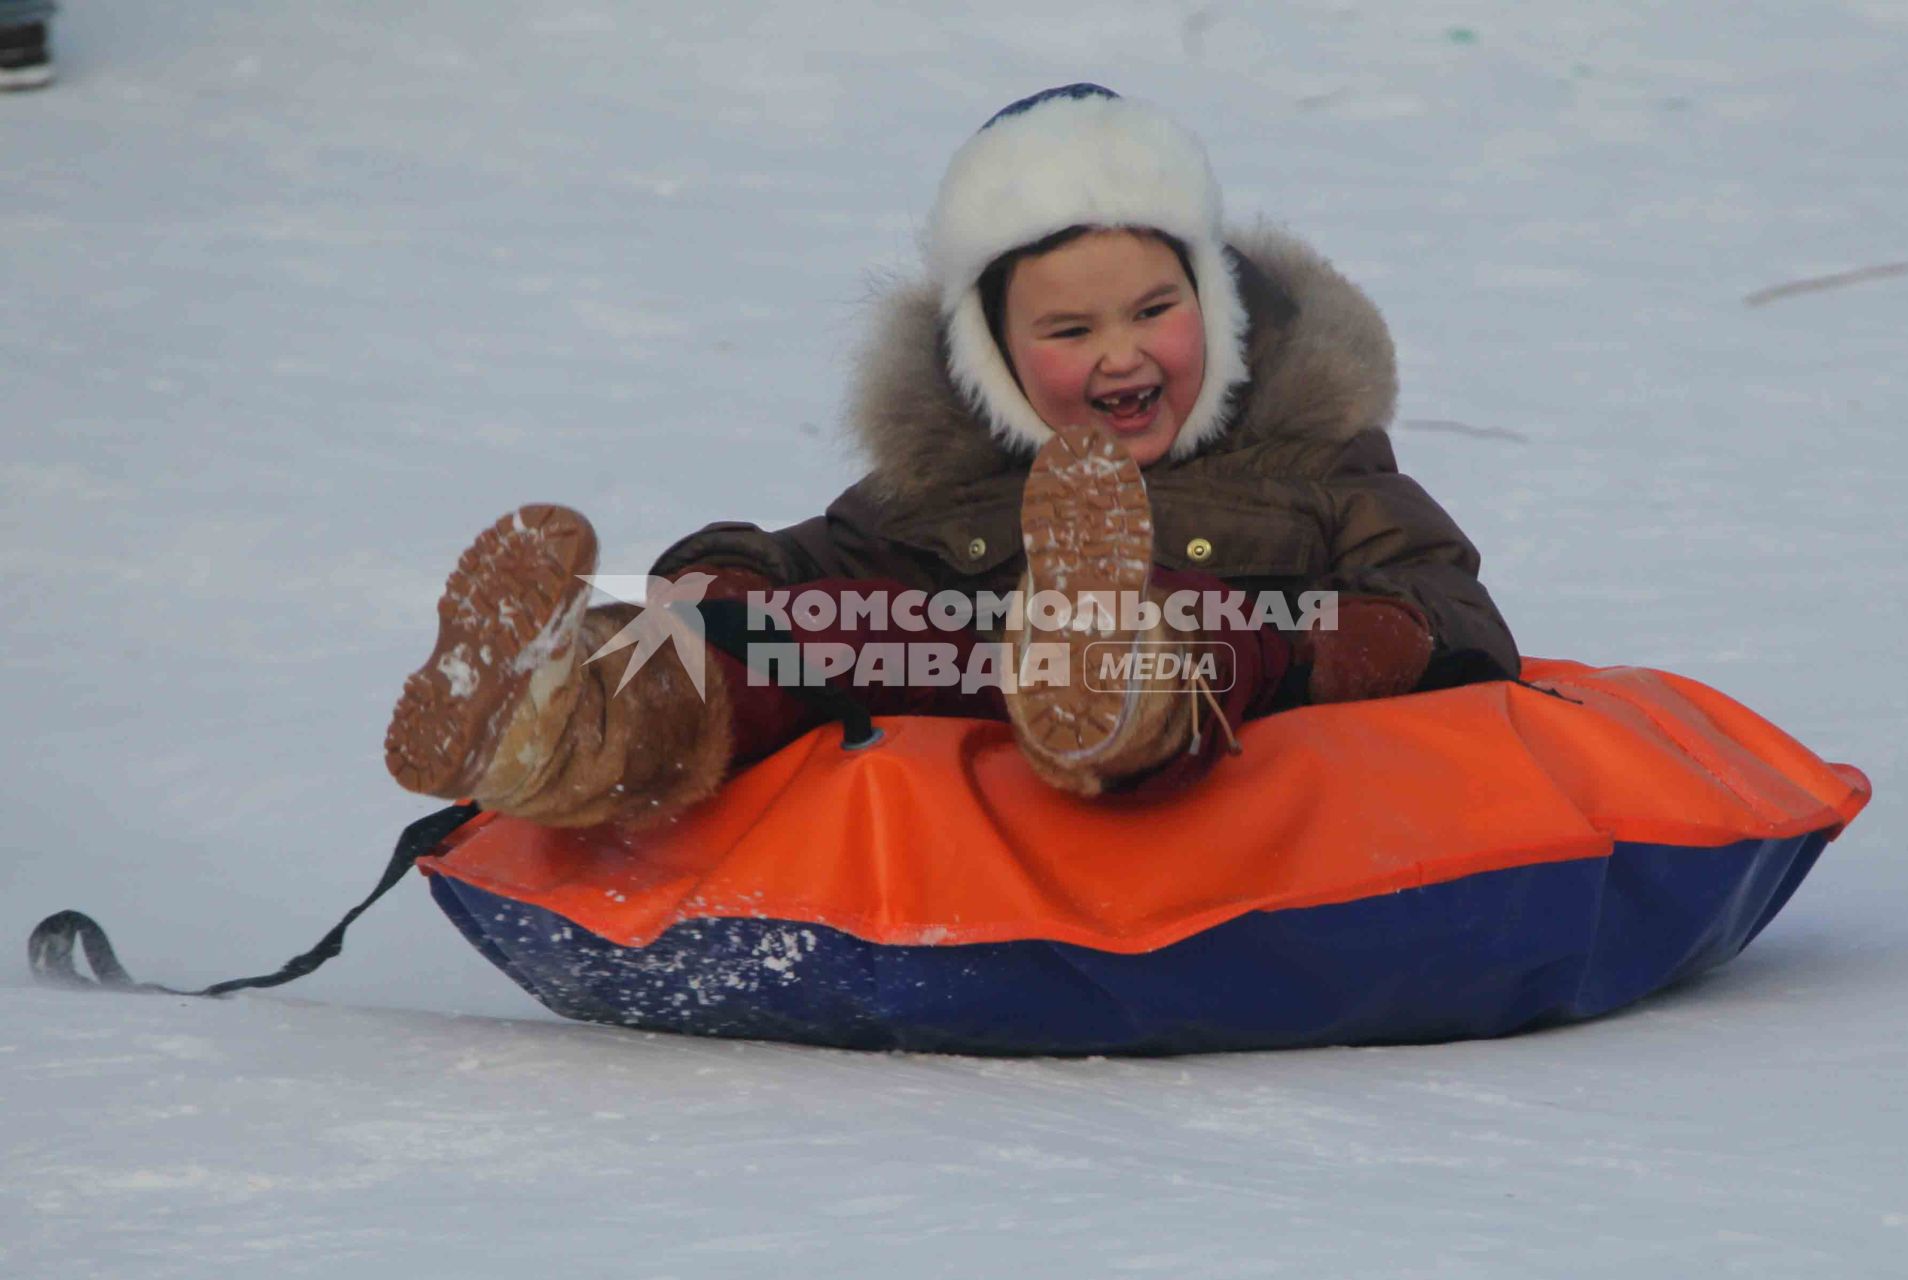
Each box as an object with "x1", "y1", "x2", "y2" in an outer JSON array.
[
  {"x1": 1187, "y1": 537, "x2": 1213, "y2": 562},
  {"x1": 967, "y1": 537, "x2": 988, "y2": 560}
]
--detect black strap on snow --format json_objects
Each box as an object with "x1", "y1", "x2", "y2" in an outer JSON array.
[
  {"x1": 692, "y1": 597, "x2": 881, "y2": 749},
  {"x1": 26, "y1": 801, "x2": 481, "y2": 997}
]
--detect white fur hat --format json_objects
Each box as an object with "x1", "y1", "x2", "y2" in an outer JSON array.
[{"x1": 925, "y1": 84, "x2": 1250, "y2": 458}]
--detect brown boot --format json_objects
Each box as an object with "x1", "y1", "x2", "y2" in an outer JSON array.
[
  {"x1": 384, "y1": 505, "x2": 732, "y2": 828},
  {"x1": 1007, "y1": 423, "x2": 1211, "y2": 797}
]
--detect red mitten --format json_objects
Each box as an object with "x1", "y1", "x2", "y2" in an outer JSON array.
[
  {"x1": 664, "y1": 563, "x2": 776, "y2": 604},
  {"x1": 1297, "y1": 595, "x2": 1434, "y2": 704}
]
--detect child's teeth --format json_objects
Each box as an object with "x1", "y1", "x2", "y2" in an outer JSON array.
[{"x1": 1093, "y1": 388, "x2": 1156, "y2": 413}]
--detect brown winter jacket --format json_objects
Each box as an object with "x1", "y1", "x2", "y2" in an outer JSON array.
[{"x1": 651, "y1": 227, "x2": 1519, "y2": 684}]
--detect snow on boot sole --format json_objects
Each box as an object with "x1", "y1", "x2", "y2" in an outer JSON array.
[
  {"x1": 1013, "y1": 421, "x2": 1155, "y2": 762},
  {"x1": 384, "y1": 505, "x2": 597, "y2": 799}
]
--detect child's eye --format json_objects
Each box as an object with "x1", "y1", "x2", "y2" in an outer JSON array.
[
  {"x1": 1138, "y1": 302, "x2": 1175, "y2": 320},
  {"x1": 1046, "y1": 326, "x2": 1090, "y2": 339}
]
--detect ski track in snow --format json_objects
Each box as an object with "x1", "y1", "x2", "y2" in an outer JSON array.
[{"x1": 3, "y1": 2, "x2": 1905, "y2": 1276}]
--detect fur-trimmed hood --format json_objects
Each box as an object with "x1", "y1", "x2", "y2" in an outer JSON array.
[{"x1": 847, "y1": 225, "x2": 1400, "y2": 503}]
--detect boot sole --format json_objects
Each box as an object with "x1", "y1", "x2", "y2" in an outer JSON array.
[
  {"x1": 0, "y1": 64, "x2": 53, "y2": 91},
  {"x1": 384, "y1": 505, "x2": 598, "y2": 798},
  {"x1": 1014, "y1": 422, "x2": 1155, "y2": 761}
]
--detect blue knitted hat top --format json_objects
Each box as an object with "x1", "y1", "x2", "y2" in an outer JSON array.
[{"x1": 980, "y1": 83, "x2": 1120, "y2": 131}]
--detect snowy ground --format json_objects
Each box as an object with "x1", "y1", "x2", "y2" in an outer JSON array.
[{"x1": 4, "y1": 1, "x2": 1905, "y2": 1275}]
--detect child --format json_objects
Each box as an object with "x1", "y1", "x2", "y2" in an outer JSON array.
[{"x1": 384, "y1": 84, "x2": 1517, "y2": 825}]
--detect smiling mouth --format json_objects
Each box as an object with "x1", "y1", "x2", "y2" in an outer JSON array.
[{"x1": 1089, "y1": 386, "x2": 1162, "y2": 414}]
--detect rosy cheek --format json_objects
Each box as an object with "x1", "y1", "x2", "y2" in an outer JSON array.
[
  {"x1": 1151, "y1": 308, "x2": 1207, "y2": 394},
  {"x1": 1019, "y1": 344, "x2": 1096, "y2": 417}
]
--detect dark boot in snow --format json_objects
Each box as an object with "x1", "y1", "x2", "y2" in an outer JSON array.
[{"x1": 0, "y1": 23, "x2": 53, "y2": 92}]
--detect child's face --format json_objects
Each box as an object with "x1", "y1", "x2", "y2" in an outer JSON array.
[{"x1": 1002, "y1": 228, "x2": 1206, "y2": 467}]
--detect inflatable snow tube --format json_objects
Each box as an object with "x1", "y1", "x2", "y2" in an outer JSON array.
[{"x1": 420, "y1": 659, "x2": 1870, "y2": 1055}]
